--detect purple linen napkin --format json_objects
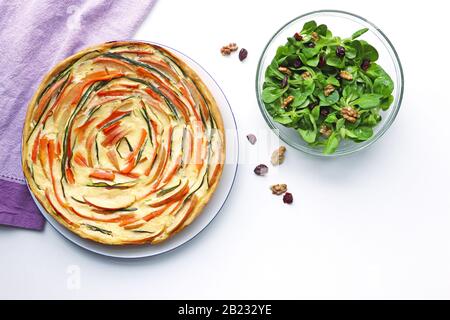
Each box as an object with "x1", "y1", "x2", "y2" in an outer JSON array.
[{"x1": 0, "y1": 0, "x2": 155, "y2": 230}]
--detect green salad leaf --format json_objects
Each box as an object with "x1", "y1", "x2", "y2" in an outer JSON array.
[{"x1": 261, "y1": 20, "x2": 394, "y2": 154}]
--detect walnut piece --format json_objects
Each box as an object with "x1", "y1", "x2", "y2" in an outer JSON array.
[
  {"x1": 323, "y1": 84, "x2": 335, "y2": 97},
  {"x1": 228, "y1": 43, "x2": 238, "y2": 52},
  {"x1": 278, "y1": 66, "x2": 292, "y2": 75},
  {"x1": 281, "y1": 95, "x2": 294, "y2": 108},
  {"x1": 270, "y1": 184, "x2": 287, "y2": 195},
  {"x1": 301, "y1": 71, "x2": 311, "y2": 80},
  {"x1": 341, "y1": 106, "x2": 359, "y2": 123},
  {"x1": 311, "y1": 31, "x2": 319, "y2": 42},
  {"x1": 271, "y1": 146, "x2": 286, "y2": 166},
  {"x1": 220, "y1": 43, "x2": 238, "y2": 55},
  {"x1": 319, "y1": 124, "x2": 332, "y2": 137},
  {"x1": 339, "y1": 71, "x2": 353, "y2": 81},
  {"x1": 220, "y1": 47, "x2": 231, "y2": 56}
]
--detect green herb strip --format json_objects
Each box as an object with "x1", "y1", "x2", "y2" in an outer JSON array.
[
  {"x1": 157, "y1": 180, "x2": 181, "y2": 197},
  {"x1": 82, "y1": 223, "x2": 113, "y2": 236}
]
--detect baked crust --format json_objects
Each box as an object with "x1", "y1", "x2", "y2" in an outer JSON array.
[{"x1": 22, "y1": 41, "x2": 225, "y2": 245}]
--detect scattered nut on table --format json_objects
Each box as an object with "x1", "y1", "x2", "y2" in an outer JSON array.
[
  {"x1": 220, "y1": 43, "x2": 238, "y2": 56},
  {"x1": 271, "y1": 146, "x2": 286, "y2": 166},
  {"x1": 270, "y1": 183, "x2": 287, "y2": 195}
]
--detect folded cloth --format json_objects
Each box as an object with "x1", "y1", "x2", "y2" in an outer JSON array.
[{"x1": 0, "y1": 0, "x2": 155, "y2": 230}]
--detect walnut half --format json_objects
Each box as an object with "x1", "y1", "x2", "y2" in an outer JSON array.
[
  {"x1": 278, "y1": 66, "x2": 292, "y2": 75},
  {"x1": 323, "y1": 84, "x2": 335, "y2": 97},
  {"x1": 270, "y1": 184, "x2": 287, "y2": 195},
  {"x1": 281, "y1": 96, "x2": 294, "y2": 109},
  {"x1": 341, "y1": 106, "x2": 359, "y2": 123},
  {"x1": 271, "y1": 146, "x2": 287, "y2": 166},
  {"x1": 301, "y1": 71, "x2": 312, "y2": 80},
  {"x1": 339, "y1": 71, "x2": 353, "y2": 81},
  {"x1": 319, "y1": 124, "x2": 332, "y2": 137}
]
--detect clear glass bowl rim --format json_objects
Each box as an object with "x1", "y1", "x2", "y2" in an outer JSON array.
[{"x1": 255, "y1": 9, "x2": 405, "y2": 157}]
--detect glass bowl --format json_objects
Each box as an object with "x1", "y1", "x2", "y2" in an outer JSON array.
[{"x1": 255, "y1": 10, "x2": 404, "y2": 157}]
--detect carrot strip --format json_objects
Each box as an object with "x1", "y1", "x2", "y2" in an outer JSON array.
[
  {"x1": 89, "y1": 169, "x2": 115, "y2": 181},
  {"x1": 47, "y1": 139, "x2": 71, "y2": 205},
  {"x1": 56, "y1": 139, "x2": 62, "y2": 156},
  {"x1": 135, "y1": 67, "x2": 170, "y2": 87},
  {"x1": 209, "y1": 164, "x2": 223, "y2": 187},
  {"x1": 97, "y1": 89, "x2": 133, "y2": 97},
  {"x1": 102, "y1": 121, "x2": 121, "y2": 135},
  {"x1": 128, "y1": 129, "x2": 147, "y2": 160},
  {"x1": 120, "y1": 83, "x2": 139, "y2": 89},
  {"x1": 31, "y1": 132, "x2": 41, "y2": 163},
  {"x1": 186, "y1": 80, "x2": 209, "y2": 122},
  {"x1": 45, "y1": 189, "x2": 77, "y2": 227},
  {"x1": 106, "y1": 150, "x2": 120, "y2": 170},
  {"x1": 33, "y1": 77, "x2": 67, "y2": 122},
  {"x1": 148, "y1": 182, "x2": 189, "y2": 208},
  {"x1": 43, "y1": 74, "x2": 74, "y2": 123},
  {"x1": 144, "y1": 148, "x2": 158, "y2": 176},
  {"x1": 92, "y1": 56, "x2": 133, "y2": 70},
  {"x1": 113, "y1": 50, "x2": 154, "y2": 55},
  {"x1": 85, "y1": 132, "x2": 96, "y2": 167},
  {"x1": 120, "y1": 129, "x2": 147, "y2": 174},
  {"x1": 162, "y1": 155, "x2": 182, "y2": 184},
  {"x1": 66, "y1": 168, "x2": 75, "y2": 184},
  {"x1": 74, "y1": 116, "x2": 98, "y2": 141},
  {"x1": 144, "y1": 87, "x2": 162, "y2": 102},
  {"x1": 69, "y1": 206, "x2": 123, "y2": 223},
  {"x1": 139, "y1": 58, "x2": 179, "y2": 80},
  {"x1": 158, "y1": 86, "x2": 190, "y2": 121},
  {"x1": 118, "y1": 216, "x2": 139, "y2": 227},
  {"x1": 102, "y1": 128, "x2": 127, "y2": 147},
  {"x1": 38, "y1": 137, "x2": 49, "y2": 178},
  {"x1": 123, "y1": 222, "x2": 145, "y2": 230},
  {"x1": 73, "y1": 152, "x2": 88, "y2": 167},
  {"x1": 170, "y1": 196, "x2": 198, "y2": 233},
  {"x1": 96, "y1": 110, "x2": 130, "y2": 129},
  {"x1": 143, "y1": 203, "x2": 171, "y2": 221}
]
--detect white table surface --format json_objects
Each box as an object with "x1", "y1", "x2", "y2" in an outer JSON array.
[{"x1": 1, "y1": 0, "x2": 450, "y2": 299}]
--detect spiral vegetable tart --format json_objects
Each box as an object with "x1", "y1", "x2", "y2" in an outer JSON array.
[{"x1": 22, "y1": 41, "x2": 225, "y2": 245}]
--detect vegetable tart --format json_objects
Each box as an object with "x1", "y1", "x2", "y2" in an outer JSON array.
[{"x1": 22, "y1": 41, "x2": 225, "y2": 245}]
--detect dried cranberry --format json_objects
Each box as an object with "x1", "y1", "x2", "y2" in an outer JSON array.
[
  {"x1": 281, "y1": 75, "x2": 288, "y2": 88},
  {"x1": 320, "y1": 107, "x2": 330, "y2": 117},
  {"x1": 239, "y1": 48, "x2": 248, "y2": 61},
  {"x1": 254, "y1": 164, "x2": 268, "y2": 176},
  {"x1": 307, "y1": 101, "x2": 318, "y2": 110},
  {"x1": 305, "y1": 42, "x2": 315, "y2": 48},
  {"x1": 246, "y1": 134, "x2": 257, "y2": 145},
  {"x1": 294, "y1": 33, "x2": 303, "y2": 41},
  {"x1": 336, "y1": 46, "x2": 345, "y2": 58},
  {"x1": 292, "y1": 58, "x2": 302, "y2": 68},
  {"x1": 361, "y1": 59, "x2": 371, "y2": 71},
  {"x1": 283, "y1": 192, "x2": 293, "y2": 204},
  {"x1": 318, "y1": 55, "x2": 326, "y2": 68}
]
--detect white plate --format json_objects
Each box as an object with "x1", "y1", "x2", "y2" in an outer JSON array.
[{"x1": 29, "y1": 42, "x2": 239, "y2": 258}]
